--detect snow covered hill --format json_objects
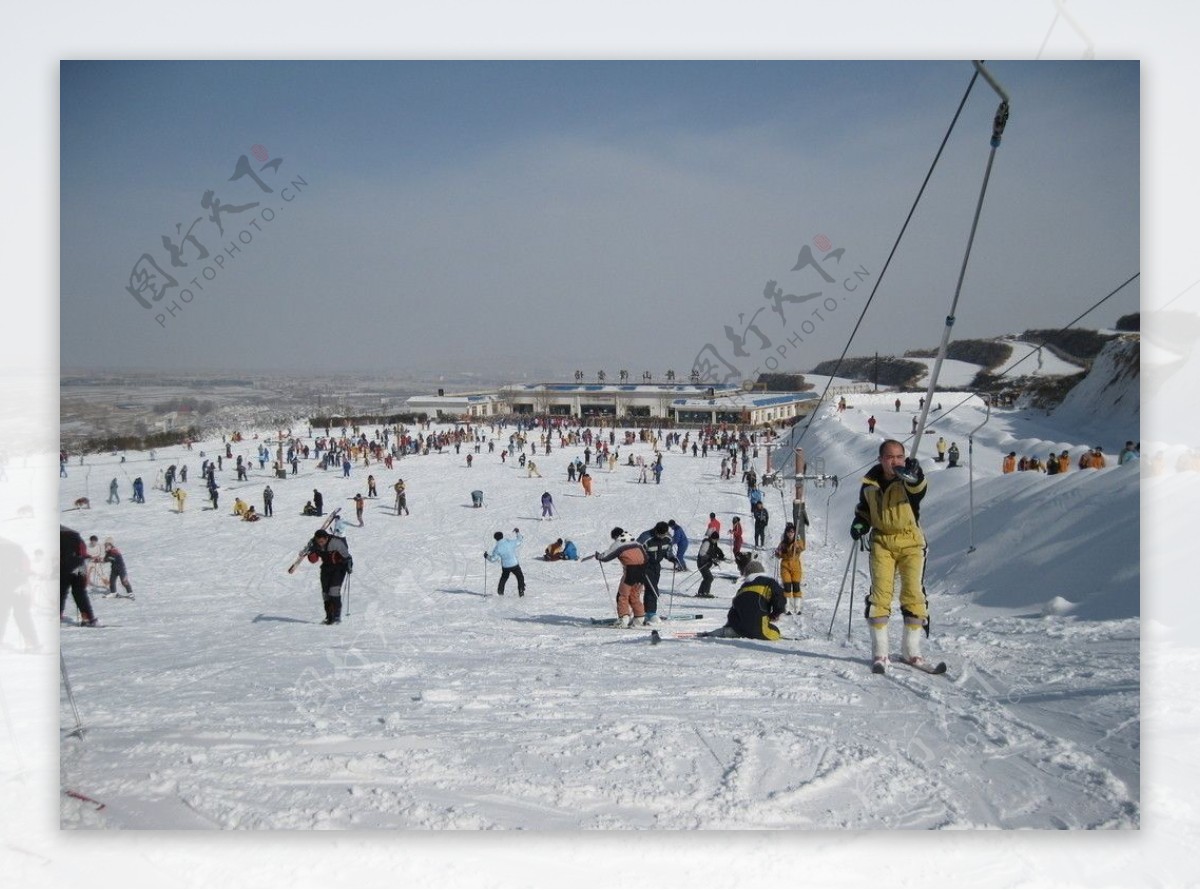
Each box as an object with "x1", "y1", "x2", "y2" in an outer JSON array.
[{"x1": 0, "y1": 343, "x2": 1171, "y2": 884}]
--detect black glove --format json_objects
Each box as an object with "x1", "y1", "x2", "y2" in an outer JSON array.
[
  {"x1": 345, "y1": 558, "x2": 353, "y2": 575},
  {"x1": 850, "y1": 520, "x2": 869, "y2": 540},
  {"x1": 897, "y1": 457, "x2": 923, "y2": 484}
]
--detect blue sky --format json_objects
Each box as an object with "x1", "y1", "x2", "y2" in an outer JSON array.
[{"x1": 60, "y1": 59, "x2": 1139, "y2": 377}]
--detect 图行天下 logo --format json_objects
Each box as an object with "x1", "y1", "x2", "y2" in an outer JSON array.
[
  {"x1": 123, "y1": 145, "x2": 309, "y2": 330},
  {"x1": 690, "y1": 234, "x2": 871, "y2": 386}
]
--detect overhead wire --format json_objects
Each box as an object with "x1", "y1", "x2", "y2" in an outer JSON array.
[
  {"x1": 827, "y1": 269, "x2": 1141, "y2": 494},
  {"x1": 793, "y1": 66, "x2": 981, "y2": 451}
]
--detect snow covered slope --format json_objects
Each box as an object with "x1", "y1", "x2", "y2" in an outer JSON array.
[{"x1": 0, "y1": 341, "x2": 1173, "y2": 884}]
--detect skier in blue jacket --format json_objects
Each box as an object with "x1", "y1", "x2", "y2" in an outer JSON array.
[
  {"x1": 485, "y1": 528, "x2": 526, "y2": 596},
  {"x1": 668, "y1": 519, "x2": 689, "y2": 570}
]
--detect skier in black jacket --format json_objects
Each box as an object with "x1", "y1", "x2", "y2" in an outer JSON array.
[
  {"x1": 59, "y1": 525, "x2": 98, "y2": 626},
  {"x1": 695, "y1": 530, "x2": 725, "y2": 598},
  {"x1": 300, "y1": 528, "x2": 352, "y2": 624},
  {"x1": 636, "y1": 521, "x2": 676, "y2": 624},
  {"x1": 700, "y1": 558, "x2": 786, "y2": 640},
  {"x1": 751, "y1": 501, "x2": 770, "y2": 549}
]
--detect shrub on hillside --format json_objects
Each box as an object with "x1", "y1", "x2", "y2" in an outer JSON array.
[{"x1": 809, "y1": 356, "x2": 926, "y2": 388}]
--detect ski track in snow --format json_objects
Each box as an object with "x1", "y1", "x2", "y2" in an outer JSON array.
[{"x1": 50, "y1": 381, "x2": 1141, "y2": 831}]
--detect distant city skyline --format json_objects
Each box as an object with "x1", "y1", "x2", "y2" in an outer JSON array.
[{"x1": 60, "y1": 60, "x2": 1139, "y2": 379}]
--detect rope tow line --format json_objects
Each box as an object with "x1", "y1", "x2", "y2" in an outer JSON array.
[
  {"x1": 794, "y1": 65, "x2": 981, "y2": 450},
  {"x1": 910, "y1": 60, "x2": 1010, "y2": 460}
]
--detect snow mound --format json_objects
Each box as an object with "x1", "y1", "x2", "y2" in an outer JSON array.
[{"x1": 1042, "y1": 596, "x2": 1079, "y2": 617}]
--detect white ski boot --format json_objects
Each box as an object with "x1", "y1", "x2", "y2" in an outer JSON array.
[
  {"x1": 902, "y1": 622, "x2": 925, "y2": 666},
  {"x1": 870, "y1": 622, "x2": 890, "y2": 674}
]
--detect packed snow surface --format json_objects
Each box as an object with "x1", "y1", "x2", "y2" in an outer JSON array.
[
  {"x1": 0, "y1": 354, "x2": 1177, "y2": 885},
  {"x1": 47, "y1": 381, "x2": 1142, "y2": 837}
]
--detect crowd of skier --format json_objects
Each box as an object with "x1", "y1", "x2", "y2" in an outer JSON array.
[{"x1": 51, "y1": 409, "x2": 1136, "y2": 673}]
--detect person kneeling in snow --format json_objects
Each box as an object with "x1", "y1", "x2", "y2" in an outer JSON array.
[{"x1": 699, "y1": 557, "x2": 786, "y2": 640}]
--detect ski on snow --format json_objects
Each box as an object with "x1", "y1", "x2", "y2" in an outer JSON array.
[
  {"x1": 874, "y1": 658, "x2": 948, "y2": 676},
  {"x1": 588, "y1": 614, "x2": 703, "y2": 627},
  {"x1": 64, "y1": 789, "x2": 106, "y2": 811}
]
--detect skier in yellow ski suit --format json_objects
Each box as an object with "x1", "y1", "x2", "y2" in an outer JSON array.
[{"x1": 851, "y1": 439, "x2": 929, "y2": 671}]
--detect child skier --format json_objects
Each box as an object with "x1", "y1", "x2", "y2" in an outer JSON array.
[{"x1": 102, "y1": 539, "x2": 134, "y2": 597}]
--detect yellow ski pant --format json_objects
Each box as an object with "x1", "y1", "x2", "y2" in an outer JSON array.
[{"x1": 865, "y1": 531, "x2": 928, "y2": 627}]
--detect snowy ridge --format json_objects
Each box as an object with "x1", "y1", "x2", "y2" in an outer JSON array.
[{"x1": 1051, "y1": 335, "x2": 1140, "y2": 439}]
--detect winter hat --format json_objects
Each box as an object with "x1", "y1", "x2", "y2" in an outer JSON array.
[
  {"x1": 313, "y1": 529, "x2": 330, "y2": 539},
  {"x1": 653, "y1": 521, "x2": 669, "y2": 535},
  {"x1": 493, "y1": 531, "x2": 504, "y2": 541},
  {"x1": 742, "y1": 558, "x2": 765, "y2": 576},
  {"x1": 610, "y1": 526, "x2": 625, "y2": 540}
]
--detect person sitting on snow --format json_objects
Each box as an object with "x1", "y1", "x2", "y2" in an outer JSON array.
[{"x1": 698, "y1": 558, "x2": 786, "y2": 640}]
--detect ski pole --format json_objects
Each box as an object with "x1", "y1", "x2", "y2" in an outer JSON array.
[
  {"x1": 483, "y1": 554, "x2": 489, "y2": 596},
  {"x1": 61, "y1": 652, "x2": 84, "y2": 738},
  {"x1": 826, "y1": 545, "x2": 857, "y2": 639},
  {"x1": 343, "y1": 574, "x2": 350, "y2": 618},
  {"x1": 598, "y1": 559, "x2": 611, "y2": 596},
  {"x1": 645, "y1": 574, "x2": 661, "y2": 620},
  {"x1": 846, "y1": 544, "x2": 859, "y2": 641}
]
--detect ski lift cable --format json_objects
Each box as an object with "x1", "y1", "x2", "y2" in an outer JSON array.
[
  {"x1": 988, "y1": 272, "x2": 1140, "y2": 381},
  {"x1": 910, "y1": 61, "x2": 1010, "y2": 460},
  {"x1": 822, "y1": 270, "x2": 1140, "y2": 516},
  {"x1": 793, "y1": 65, "x2": 982, "y2": 451},
  {"x1": 925, "y1": 270, "x2": 1140, "y2": 427}
]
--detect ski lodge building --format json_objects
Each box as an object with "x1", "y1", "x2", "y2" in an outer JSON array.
[{"x1": 406, "y1": 382, "x2": 819, "y2": 426}]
